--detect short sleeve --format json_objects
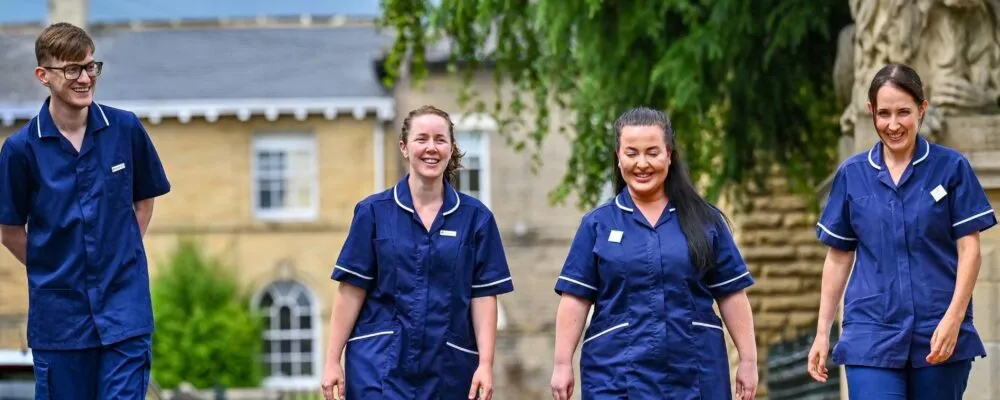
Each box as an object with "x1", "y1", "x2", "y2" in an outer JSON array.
[
  {"x1": 129, "y1": 113, "x2": 171, "y2": 202},
  {"x1": 816, "y1": 167, "x2": 858, "y2": 251},
  {"x1": 948, "y1": 156, "x2": 997, "y2": 239},
  {"x1": 332, "y1": 202, "x2": 378, "y2": 291},
  {"x1": 702, "y1": 219, "x2": 754, "y2": 298},
  {"x1": 0, "y1": 137, "x2": 30, "y2": 226},
  {"x1": 553, "y1": 216, "x2": 600, "y2": 302},
  {"x1": 470, "y1": 214, "x2": 514, "y2": 298}
]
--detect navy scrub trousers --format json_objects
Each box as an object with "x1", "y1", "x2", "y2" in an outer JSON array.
[
  {"x1": 554, "y1": 189, "x2": 755, "y2": 399},
  {"x1": 816, "y1": 135, "x2": 995, "y2": 400},
  {"x1": 332, "y1": 176, "x2": 515, "y2": 399},
  {"x1": 0, "y1": 98, "x2": 171, "y2": 399}
]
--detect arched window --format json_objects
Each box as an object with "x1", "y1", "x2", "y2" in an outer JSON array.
[{"x1": 254, "y1": 280, "x2": 321, "y2": 389}]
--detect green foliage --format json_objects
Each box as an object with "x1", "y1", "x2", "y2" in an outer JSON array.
[
  {"x1": 379, "y1": 0, "x2": 853, "y2": 209},
  {"x1": 151, "y1": 238, "x2": 264, "y2": 389}
]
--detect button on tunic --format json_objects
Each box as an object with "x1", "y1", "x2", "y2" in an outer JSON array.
[
  {"x1": 331, "y1": 177, "x2": 514, "y2": 399},
  {"x1": 0, "y1": 98, "x2": 171, "y2": 351},
  {"x1": 817, "y1": 135, "x2": 995, "y2": 368},
  {"x1": 554, "y1": 190, "x2": 754, "y2": 399}
]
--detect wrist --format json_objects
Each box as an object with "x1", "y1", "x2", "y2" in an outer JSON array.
[
  {"x1": 815, "y1": 322, "x2": 832, "y2": 339},
  {"x1": 739, "y1": 356, "x2": 758, "y2": 365}
]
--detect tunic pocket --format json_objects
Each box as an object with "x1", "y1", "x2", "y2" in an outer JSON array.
[
  {"x1": 842, "y1": 292, "x2": 886, "y2": 325},
  {"x1": 28, "y1": 288, "x2": 93, "y2": 346},
  {"x1": 442, "y1": 332, "x2": 479, "y2": 393},
  {"x1": 918, "y1": 189, "x2": 952, "y2": 241},
  {"x1": 848, "y1": 195, "x2": 880, "y2": 243},
  {"x1": 580, "y1": 317, "x2": 630, "y2": 398},
  {"x1": 692, "y1": 312, "x2": 732, "y2": 400},
  {"x1": 345, "y1": 321, "x2": 399, "y2": 399},
  {"x1": 106, "y1": 146, "x2": 133, "y2": 209},
  {"x1": 836, "y1": 292, "x2": 894, "y2": 361},
  {"x1": 925, "y1": 287, "x2": 963, "y2": 322}
]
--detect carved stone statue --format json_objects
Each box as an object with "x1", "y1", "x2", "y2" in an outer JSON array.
[{"x1": 836, "y1": 0, "x2": 1000, "y2": 139}]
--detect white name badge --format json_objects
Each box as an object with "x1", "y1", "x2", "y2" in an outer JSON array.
[
  {"x1": 441, "y1": 230, "x2": 457, "y2": 237},
  {"x1": 111, "y1": 163, "x2": 125, "y2": 173},
  {"x1": 930, "y1": 185, "x2": 948, "y2": 203},
  {"x1": 608, "y1": 230, "x2": 623, "y2": 243}
]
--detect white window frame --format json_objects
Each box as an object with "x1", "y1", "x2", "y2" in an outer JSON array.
[
  {"x1": 251, "y1": 279, "x2": 323, "y2": 390},
  {"x1": 453, "y1": 114, "x2": 495, "y2": 209},
  {"x1": 250, "y1": 132, "x2": 320, "y2": 221}
]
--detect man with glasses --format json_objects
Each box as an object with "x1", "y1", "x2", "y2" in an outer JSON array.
[{"x1": 0, "y1": 22, "x2": 170, "y2": 399}]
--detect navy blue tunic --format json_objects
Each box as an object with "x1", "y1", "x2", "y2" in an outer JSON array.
[
  {"x1": 0, "y1": 98, "x2": 171, "y2": 351},
  {"x1": 554, "y1": 189, "x2": 754, "y2": 399},
  {"x1": 817, "y1": 135, "x2": 995, "y2": 368}
]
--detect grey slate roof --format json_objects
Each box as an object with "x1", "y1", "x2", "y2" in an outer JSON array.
[
  {"x1": 0, "y1": 25, "x2": 393, "y2": 109},
  {"x1": 1, "y1": 0, "x2": 382, "y2": 25}
]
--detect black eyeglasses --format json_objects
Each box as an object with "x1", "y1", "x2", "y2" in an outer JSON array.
[{"x1": 43, "y1": 61, "x2": 103, "y2": 80}]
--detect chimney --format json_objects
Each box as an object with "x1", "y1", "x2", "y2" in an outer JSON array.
[{"x1": 48, "y1": 0, "x2": 88, "y2": 29}]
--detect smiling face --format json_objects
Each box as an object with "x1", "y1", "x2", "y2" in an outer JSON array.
[
  {"x1": 400, "y1": 114, "x2": 454, "y2": 182},
  {"x1": 36, "y1": 54, "x2": 99, "y2": 110},
  {"x1": 868, "y1": 84, "x2": 926, "y2": 157},
  {"x1": 33, "y1": 23, "x2": 99, "y2": 111},
  {"x1": 617, "y1": 124, "x2": 671, "y2": 199}
]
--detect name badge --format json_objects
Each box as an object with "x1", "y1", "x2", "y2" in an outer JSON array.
[
  {"x1": 930, "y1": 185, "x2": 948, "y2": 202},
  {"x1": 441, "y1": 230, "x2": 457, "y2": 237},
  {"x1": 111, "y1": 163, "x2": 126, "y2": 173},
  {"x1": 608, "y1": 230, "x2": 623, "y2": 243}
]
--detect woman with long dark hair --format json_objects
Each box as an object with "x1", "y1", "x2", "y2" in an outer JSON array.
[
  {"x1": 549, "y1": 107, "x2": 759, "y2": 399},
  {"x1": 808, "y1": 64, "x2": 995, "y2": 399}
]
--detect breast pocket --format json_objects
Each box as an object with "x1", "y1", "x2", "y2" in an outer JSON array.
[
  {"x1": 848, "y1": 195, "x2": 881, "y2": 243},
  {"x1": 593, "y1": 229, "x2": 640, "y2": 282},
  {"x1": 919, "y1": 184, "x2": 952, "y2": 240},
  {"x1": 105, "y1": 147, "x2": 133, "y2": 209}
]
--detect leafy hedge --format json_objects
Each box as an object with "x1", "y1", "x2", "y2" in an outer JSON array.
[{"x1": 150, "y1": 238, "x2": 264, "y2": 389}]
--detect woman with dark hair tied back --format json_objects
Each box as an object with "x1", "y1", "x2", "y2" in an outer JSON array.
[
  {"x1": 807, "y1": 64, "x2": 996, "y2": 399},
  {"x1": 549, "y1": 107, "x2": 759, "y2": 400}
]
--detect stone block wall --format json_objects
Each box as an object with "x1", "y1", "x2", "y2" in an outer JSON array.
[{"x1": 724, "y1": 176, "x2": 828, "y2": 399}]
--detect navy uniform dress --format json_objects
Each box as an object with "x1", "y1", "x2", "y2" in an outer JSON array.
[
  {"x1": 816, "y1": 135, "x2": 995, "y2": 393},
  {"x1": 331, "y1": 176, "x2": 515, "y2": 399},
  {"x1": 0, "y1": 97, "x2": 170, "y2": 399},
  {"x1": 554, "y1": 189, "x2": 754, "y2": 399}
]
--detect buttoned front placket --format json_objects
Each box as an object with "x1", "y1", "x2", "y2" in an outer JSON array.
[
  {"x1": 876, "y1": 166, "x2": 916, "y2": 354},
  {"x1": 402, "y1": 208, "x2": 452, "y2": 378},
  {"x1": 72, "y1": 134, "x2": 108, "y2": 334},
  {"x1": 399, "y1": 214, "x2": 429, "y2": 378}
]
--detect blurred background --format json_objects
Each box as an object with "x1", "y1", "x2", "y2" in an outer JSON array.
[{"x1": 1, "y1": 0, "x2": 999, "y2": 399}]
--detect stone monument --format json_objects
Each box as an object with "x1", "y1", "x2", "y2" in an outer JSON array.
[
  {"x1": 830, "y1": 1, "x2": 1000, "y2": 398},
  {"x1": 836, "y1": 0, "x2": 1000, "y2": 148}
]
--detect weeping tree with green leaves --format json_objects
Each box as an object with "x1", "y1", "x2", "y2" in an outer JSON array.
[
  {"x1": 379, "y1": 0, "x2": 853, "y2": 209},
  {"x1": 151, "y1": 239, "x2": 264, "y2": 389}
]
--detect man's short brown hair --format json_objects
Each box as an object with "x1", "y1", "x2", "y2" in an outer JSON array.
[{"x1": 35, "y1": 22, "x2": 95, "y2": 66}]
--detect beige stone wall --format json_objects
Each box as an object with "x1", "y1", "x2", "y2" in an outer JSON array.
[
  {"x1": 0, "y1": 121, "x2": 31, "y2": 350},
  {"x1": 721, "y1": 177, "x2": 826, "y2": 399}
]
